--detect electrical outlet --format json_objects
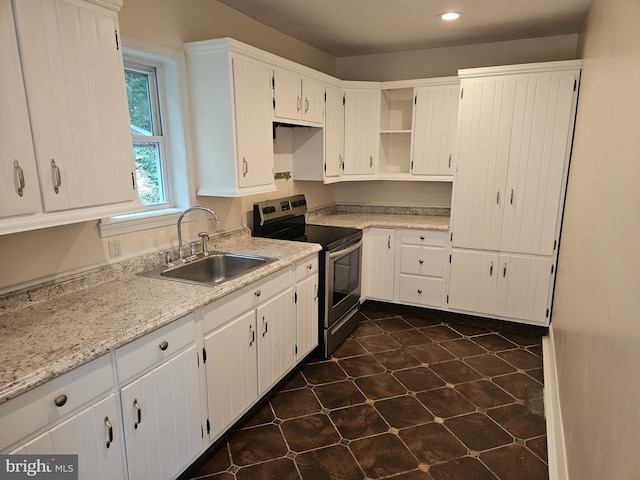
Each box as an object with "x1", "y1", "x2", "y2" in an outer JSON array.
[{"x1": 109, "y1": 240, "x2": 121, "y2": 258}]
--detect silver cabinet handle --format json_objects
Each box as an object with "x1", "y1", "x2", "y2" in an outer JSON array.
[
  {"x1": 387, "y1": 235, "x2": 391, "y2": 249},
  {"x1": 249, "y1": 324, "x2": 255, "y2": 346},
  {"x1": 314, "y1": 283, "x2": 318, "y2": 300},
  {"x1": 420, "y1": 235, "x2": 425, "y2": 240},
  {"x1": 307, "y1": 263, "x2": 313, "y2": 270},
  {"x1": 489, "y1": 261, "x2": 494, "y2": 276},
  {"x1": 255, "y1": 289, "x2": 261, "y2": 297},
  {"x1": 297, "y1": 95, "x2": 301, "y2": 112},
  {"x1": 419, "y1": 259, "x2": 424, "y2": 264},
  {"x1": 369, "y1": 156, "x2": 373, "y2": 168},
  {"x1": 51, "y1": 159, "x2": 61, "y2": 194},
  {"x1": 104, "y1": 416, "x2": 113, "y2": 448},
  {"x1": 503, "y1": 263, "x2": 507, "y2": 277},
  {"x1": 54, "y1": 394, "x2": 67, "y2": 407},
  {"x1": 304, "y1": 97, "x2": 309, "y2": 113},
  {"x1": 417, "y1": 289, "x2": 423, "y2": 294},
  {"x1": 339, "y1": 154, "x2": 343, "y2": 170},
  {"x1": 159, "y1": 340, "x2": 168, "y2": 351},
  {"x1": 496, "y1": 190, "x2": 500, "y2": 205},
  {"x1": 242, "y1": 157, "x2": 249, "y2": 177},
  {"x1": 448, "y1": 154, "x2": 452, "y2": 169},
  {"x1": 262, "y1": 316, "x2": 268, "y2": 337},
  {"x1": 510, "y1": 188, "x2": 514, "y2": 205},
  {"x1": 133, "y1": 399, "x2": 142, "y2": 429},
  {"x1": 14, "y1": 160, "x2": 25, "y2": 197}
]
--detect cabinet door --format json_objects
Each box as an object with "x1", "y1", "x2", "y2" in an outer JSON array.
[
  {"x1": 411, "y1": 84, "x2": 458, "y2": 176},
  {"x1": 324, "y1": 85, "x2": 344, "y2": 178},
  {"x1": 233, "y1": 56, "x2": 274, "y2": 188},
  {"x1": 500, "y1": 72, "x2": 578, "y2": 256},
  {"x1": 296, "y1": 274, "x2": 319, "y2": 359},
  {"x1": 302, "y1": 77, "x2": 325, "y2": 124},
  {"x1": 364, "y1": 228, "x2": 395, "y2": 301},
  {"x1": 14, "y1": 394, "x2": 127, "y2": 480},
  {"x1": 121, "y1": 346, "x2": 202, "y2": 480},
  {"x1": 0, "y1": 0, "x2": 41, "y2": 219},
  {"x1": 448, "y1": 249, "x2": 500, "y2": 316},
  {"x1": 204, "y1": 309, "x2": 258, "y2": 439},
  {"x1": 273, "y1": 68, "x2": 302, "y2": 121},
  {"x1": 495, "y1": 254, "x2": 552, "y2": 324},
  {"x1": 344, "y1": 89, "x2": 379, "y2": 175},
  {"x1": 451, "y1": 77, "x2": 515, "y2": 250},
  {"x1": 13, "y1": 0, "x2": 136, "y2": 212},
  {"x1": 257, "y1": 287, "x2": 296, "y2": 395}
]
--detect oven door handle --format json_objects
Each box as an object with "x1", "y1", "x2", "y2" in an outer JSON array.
[{"x1": 327, "y1": 239, "x2": 363, "y2": 259}]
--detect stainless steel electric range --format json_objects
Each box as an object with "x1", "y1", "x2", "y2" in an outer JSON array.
[{"x1": 253, "y1": 195, "x2": 363, "y2": 358}]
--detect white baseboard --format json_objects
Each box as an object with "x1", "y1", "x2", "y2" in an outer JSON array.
[{"x1": 543, "y1": 326, "x2": 569, "y2": 480}]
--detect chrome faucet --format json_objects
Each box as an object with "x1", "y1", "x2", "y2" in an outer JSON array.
[{"x1": 176, "y1": 206, "x2": 220, "y2": 261}]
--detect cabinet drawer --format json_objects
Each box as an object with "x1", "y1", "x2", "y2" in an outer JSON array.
[
  {"x1": 402, "y1": 229, "x2": 447, "y2": 247},
  {"x1": 0, "y1": 354, "x2": 113, "y2": 452},
  {"x1": 204, "y1": 267, "x2": 294, "y2": 332},
  {"x1": 398, "y1": 274, "x2": 443, "y2": 308},
  {"x1": 400, "y1": 245, "x2": 445, "y2": 277},
  {"x1": 116, "y1": 313, "x2": 196, "y2": 385},
  {"x1": 296, "y1": 255, "x2": 318, "y2": 281}
]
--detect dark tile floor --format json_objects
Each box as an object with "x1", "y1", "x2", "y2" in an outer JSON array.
[{"x1": 186, "y1": 302, "x2": 548, "y2": 480}]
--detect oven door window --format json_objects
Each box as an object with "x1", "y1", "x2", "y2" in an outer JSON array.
[{"x1": 332, "y1": 246, "x2": 360, "y2": 305}]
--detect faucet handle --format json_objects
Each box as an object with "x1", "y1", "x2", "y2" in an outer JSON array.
[
  {"x1": 198, "y1": 232, "x2": 210, "y2": 256},
  {"x1": 189, "y1": 241, "x2": 198, "y2": 257},
  {"x1": 159, "y1": 251, "x2": 173, "y2": 267}
]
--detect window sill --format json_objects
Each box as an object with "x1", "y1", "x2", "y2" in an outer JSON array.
[{"x1": 99, "y1": 208, "x2": 184, "y2": 237}]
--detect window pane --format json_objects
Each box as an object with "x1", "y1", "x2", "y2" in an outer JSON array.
[
  {"x1": 125, "y1": 69, "x2": 154, "y2": 135},
  {"x1": 134, "y1": 142, "x2": 165, "y2": 205}
]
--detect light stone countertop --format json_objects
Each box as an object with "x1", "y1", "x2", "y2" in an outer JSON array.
[
  {"x1": 0, "y1": 235, "x2": 321, "y2": 404},
  {"x1": 308, "y1": 211, "x2": 450, "y2": 231}
]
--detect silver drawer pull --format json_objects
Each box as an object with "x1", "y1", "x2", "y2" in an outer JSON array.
[
  {"x1": 104, "y1": 416, "x2": 113, "y2": 448},
  {"x1": 255, "y1": 290, "x2": 261, "y2": 297},
  {"x1": 417, "y1": 289, "x2": 423, "y2": 294},
  {"x1": 159, "y1": 340, "x2": 169, "y2": 351},
  {"x1": 307, "y1": 264, "x2": 313, "y2": 270},
  {"x1": 54, "y1": 394, "x2": 68, "y2": 407},
  {"x1": 420, "y1": 235, "x2": 425, "y2": 240},
  {"x1": 419, "y1": 259, "x2": 424, "y2": 264},
  {"x1": 134, "y1": 399, "x2": 142, "y2": 429},
  {"x1": 51, "y1": 159, "x2": 62, "y2": 194},
  {"x1": 14, "y1": 160, "x2": 25, "y2": 197}
]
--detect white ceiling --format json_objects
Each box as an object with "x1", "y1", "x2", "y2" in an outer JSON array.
[{"x1": 217, "y1": 0, "x2": 592, "y2": 57}]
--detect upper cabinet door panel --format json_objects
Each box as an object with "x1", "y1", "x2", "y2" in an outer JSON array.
[
  {"x1": 411, "y1": 84, "x2": 458, "y2": 176},
  {"x1": 344, "y1": 89, "x2": 379, "y2": 175},
  {"x1": 301, "y1": 77, "x2": 325, "y2": 124},
  {"x1": 500, "y1": 72, "x2": 578, "y2": 256},
  {"x1": 13, "y1": 0, "x2": 136, "y2": 212},
  {"x1": 451, "y1": 78, "x2": 515, "y2": 250},
  {"x1": 324, "y1": 85, "x2": 344, "y2": 178},
  {"x1": 233, "y1": 56, "x2": 274, "y2": 189},
  {"x1": 0, "y1": 0, "x2": 41, "y2": 218},
  {"x1": 273, "y1": 68, "x2": 302, "y2": 122}
]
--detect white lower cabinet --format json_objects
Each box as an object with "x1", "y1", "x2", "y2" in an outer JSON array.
[
  {"x1": 363, "y1": 228, "x2": 396, "y2": 301},
  {"x1": 12, "y1": 394, "x2": 127, "y2": 480},
  {"x1": 448, "y1": 249, "x2": 553, "y2": 325},
  {"x1": 203, "y1": 268, "x2": 296, "y2": 442},
  {"x1": 295, "y1": 256, "x2": 320, "y2": 359},
  {"x1": 116, "y1": 313, "x2": 202, "y2": 480}
]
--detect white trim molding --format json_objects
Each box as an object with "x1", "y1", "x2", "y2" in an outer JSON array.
[{"x1": 543, "y1": 325, "x2": 569, "y2": 480}]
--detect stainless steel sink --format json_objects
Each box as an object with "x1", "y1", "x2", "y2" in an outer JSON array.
[{"x1": 139, "y1": 252, "x2": 275, "y2": 287}]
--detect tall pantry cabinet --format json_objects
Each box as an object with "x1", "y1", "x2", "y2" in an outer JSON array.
[{"x1": 448, "y1": 61, "x2": 581, "y2": 325}]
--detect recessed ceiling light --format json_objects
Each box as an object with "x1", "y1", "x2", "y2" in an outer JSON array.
[{"x1": 438, "y1": 12, "x2": 463, "y2": 21}]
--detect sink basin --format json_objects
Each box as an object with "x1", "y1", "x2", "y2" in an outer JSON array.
[{"x1": 139, "y1": 252, "x2": 275, "y2": 287}]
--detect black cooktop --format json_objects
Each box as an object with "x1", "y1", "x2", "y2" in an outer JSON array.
[{"x1": 265, "y1": 223, "x2": 362, "y2": 251}]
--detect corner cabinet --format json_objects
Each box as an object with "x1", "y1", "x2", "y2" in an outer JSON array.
[
  {"x1": 185, "y1": 39, "x2": 276, "y2": 197},
  {"x1": 1, "y1": 0, "x2": 141, "y2": 235},
  {"x1": 448, "y1": 60, "x2": 581, "y2": 326}
]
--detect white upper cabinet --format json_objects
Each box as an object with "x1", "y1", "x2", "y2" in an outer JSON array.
[
  {"x1": 343, "y1": 86, "x2": 380, "y2": 176},
  {"x1": 1, "y1": 0, "x2": 141, "y2": 235},
  {"x1": 13, "y1": 0, "x2": 137, "y2": 213},
  {"x1": 324, "y1": 84, "x2": 345, "y2": 179},
  {"x1": 411, "y1": 82, "x2": 459, "y2": 177},
  {"x1": 0, "y1": 0, "x2": 41, "y2": 219},
  {"x1": 451, "y1": 62, "x2": 580, "y2": 256},
  {"x1": 185, "y1": 39, "x2": 276, "y2": 197},
  {"x1": 273, "y1": 68, "x2": 325, "y2": 125}
]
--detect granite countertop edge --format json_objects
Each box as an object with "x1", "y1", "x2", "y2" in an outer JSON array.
[{"x1": 0, "y1": 238, "x2": 321, "y2": 404}]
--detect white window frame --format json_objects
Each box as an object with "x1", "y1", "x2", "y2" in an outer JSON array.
[{"x1": 99, "y1": 38, "x2": 195, "y2": 237}]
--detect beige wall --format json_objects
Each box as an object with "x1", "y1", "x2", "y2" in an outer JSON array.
[
  {"x1": 336, "y1": 34, "x2": 580, "y2": 81},
  {"x1": 551, "y1": 0, "x2": 640, "y2": 477}
]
